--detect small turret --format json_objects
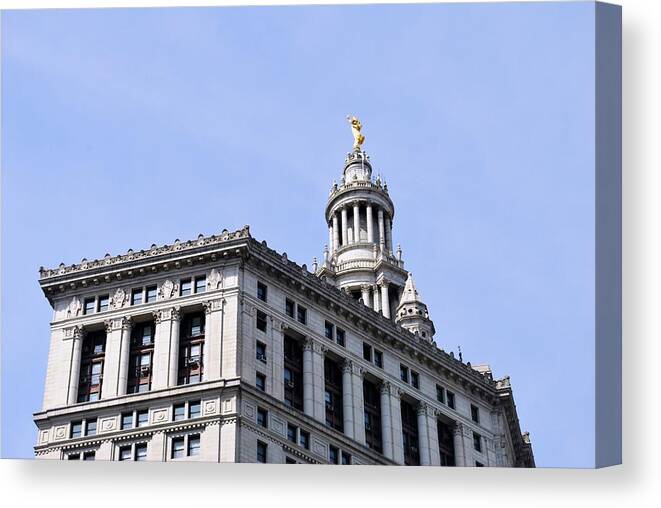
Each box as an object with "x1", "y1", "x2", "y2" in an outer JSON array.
[{"x1": 395, "y1": 273, "x2": 436, "y2": 343}]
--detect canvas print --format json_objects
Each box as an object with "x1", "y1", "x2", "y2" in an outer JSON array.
[{"x1": 1, "y1": 1, "x2": 621, "y2": 468}]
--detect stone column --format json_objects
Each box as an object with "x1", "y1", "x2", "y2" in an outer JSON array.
[
  {"x1": 366, "y1": 204, "x2": 374, "y2": 243},
  {"x1": 203, "y1": 300, "x2": 224, "y2": 382},
  {"x1": 353, "y1": 201, "x2": 360, "y2": 244},
  {"x1": 270, "y1": 318, "x2": 285, "y2": 402},
  {"x1": 378, "y1": 208, "x2": 385, "y2": 252},
  {"x1": 380, "y1": 280, "x2": 391, "y2": 319},
  {"x1": 117, "y1": 316, "x2": 133, "y2": 396},
  {"x1": 352, "y1": 365, "x2": 366, "y2": 445},
  {"x1": 328, "y1": 224, "x2": 333, "y2": 253},
  {"x1": 453, "y1": 422, "x2": 466, "y2": 467},
  {"x1": 417, "y1": 402, "x2": 431, "y2": 466},
  {"x1": 379, "y1": 382, "x2": 394, "y2": 461},
  {"x1": 373, "y1": 285, "x2": 381, "y2": 313},
  {"x1": 428, "y1": 410, "x2": 441, "y2": 466},
  {"x1": 332, "y1": 213, "x2": 340, "y2": 253},
  {"x1": 390, "y1": 388, "x2": 405, "y2": 464},
  {"x1": 102, "y1": 318, "x2": 123, "y2": 398},
  {"x1": 341, "y1": 207, "x2": 348, "y2": 247},
  {"x1": 312, "y1": 341, "x2": 326, "y2": 423},
  {"x1": 303, "y1": 338, "x2": 314, "y2": 418},
  {"x1": 168, "y1": 308, "x2": 182, "y2": 387},
  {"x1": 342, "y1": 359, "x2": 355, "y2": 439},
  {"x1": 360, "y1": 284, "x2": 371, "y2": 307},
  {"x1": 385, "y1": 216, "x2": 393, "y2": 253},
  {"x1": 67, "y1": 326, "x2": 84, "y2": 405}
]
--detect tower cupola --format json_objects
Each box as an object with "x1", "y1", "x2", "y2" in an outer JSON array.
[{"x1": 395, "y1": 273, "x2": 436, "y2": 343}]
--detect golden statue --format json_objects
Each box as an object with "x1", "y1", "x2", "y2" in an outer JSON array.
[{"x1": 347, "y1": 115, "x2": 365, "y2": 150}]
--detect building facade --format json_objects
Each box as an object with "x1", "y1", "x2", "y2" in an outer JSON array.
[{"x1": 34, "y1": 139, "x2": 534, "y2": 467}]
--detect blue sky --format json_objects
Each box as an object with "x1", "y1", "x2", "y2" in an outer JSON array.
[{"x1": 1, "y1": 2, "x2": 595, "y2": 466}]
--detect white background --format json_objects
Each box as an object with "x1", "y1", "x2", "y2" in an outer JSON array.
[{"x1": 1, "y1": 0, "x2": 658, "y2": 506}]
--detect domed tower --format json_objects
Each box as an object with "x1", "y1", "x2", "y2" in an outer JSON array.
[
  {"x1": 395, "y1": 273, "x2": 436, "y2": 343},
  {"x1": 316, "y1": 116, "x2": 408, "y2": 320}
]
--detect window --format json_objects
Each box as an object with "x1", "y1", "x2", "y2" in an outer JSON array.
[
  {"x1": 437, "y1": 420, "x2": 456, "y2": 466},
  {"x1": 411, "y1": 371, "x2": 420, "y2": 389},
  {"x1": 173, "y1": 403, "x2": 186, "y2": 421},
  {"x1": 256, "y1": 372, "x2": 266, "y2": 392},
  {"x1": 98, "y1": 294, "x2": 109, "y2": 312},
  {"x1": 257, "y1": 282, "x2": 268, "y2": 302},
  {"x1": 121, "y1": 412, "x2": 134, "y2": 430},
  {"x1": 471, "y1": 404, "x2": 480, "y2": 424},
  {"x1": 71, "y1": 421, "x2": 82, "y2": 438},
  {"x1": 83, "y1": 451, "x2": 96, "y2": 461},
  {"x1": 257, "y1": 407, "x2": 268, "y2": 428},
  {"x1": 287, "y1": 424, "x2": 297, "y2": 443},
  {"x1": 68, "y1": 453, "x2": 80, "y2": 460},
  {"x1": 128, "y1": 321, "x2": 154, "y2": 394},
  {"x1": 178, "y1": 313, "x2": 205, "y2": 385},
  {"x1": 400, "y1": 364, "x2": 409, "y2": 383},
  {"x1": 257, "y1": 441, "x2": 267, "y2": 463},
  {"x1": 436, "y1": 385, "x2": 446, "y2": 404},
  {"x1": 324, "y1": 358, "x2": 344, "y2": 432},
  {"x1": 189, "y1": 400, "x2": 201, "y2": 419},
  {"x1": 256, "y1": 341, "x2": 267, "y2": 362},
  {"x1": 336, "y1": 328, "x2": 345, "y2": 347},
  {"x1": 475, "y1": 461, "x2": 484, "y2": 467},
  {"x1": 299, "y1": 430, "x2": 310, "y2": 450},
  {"x1": 363, "y1": 379, "x2": 383, "y2": 453},
  {"x1": 78, "y1": 330, "x2": 106, "y2": 402},
  {"x1": 363, "y1": 343, "x2": 373, "y2": 361},
  {"x1": 131, "y1": 288, "x2": 143, "y2": 306},
  {"x1": 137, "y1": 409, "x2": 149, "y2": 427},
  {"x1": 194, "y1": 276, "x2": 206, "y2": 293},
  {"x1": 296, "y1": 306, "x2": 307, "y2": 325},
  {"x1": 325, "y1": 321, "x2": 334, "y2": 340},
  {"x1": 401, "y1": 400, "x2": 420, "y2": 466},
  {"x1": 283, "y1": 336, "x2": 303, "y2": 410},
  {"x1": 83, "y1": 298, "x2": 95, "y2": 315},
  {"x1": 145, "y1": 286, "x2": 157, "y2": 303},
  {"x1": 188, "y1": 435, "x2": 200, "y2": 456},
  {"x1": 285, "y1": 299, "x2": 295, "y2": 318},
  {"x1": 373, "y1": 349, "x2": 383, "y2": 368},
  {"x1": 473, "y1": 433, "x2": 482, "y2": 453},
  {"x1": 85, "y1": 419, "x2": 97, "y2": 436},
  {"x1": 180, "y1": 278, "x2": 192, "y2": 296},
  {"x1": 285, "y1": 457, "x2": 297, "y2": 464},
  {"x1": 447, "y1": 391, "x2": 456, "y2": 410},
  {"x1": 119, "y1": 446, "x2": 133, "y2": 461},
  {"x1": 256, "y1": 310, "x2": 267, "y2": 333},
  {"x1": 135, "y1": 443, "x2": 147, "y2": 461},
  {"x1": 171, "y1": 437, "x2": 185, "y2": 459},
  {"x1": 329, "y1": 445, "x2": 339, "y2": 464},
  {"x1": 341, "y1": 451, "x2": 351, "y2": 465}
]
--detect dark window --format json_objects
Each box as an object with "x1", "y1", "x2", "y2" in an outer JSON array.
[
  {"x1": 71, "y1": 421, "x2": 82, "y2": 438},
  {"x1": 473, "y1": 433, "x2": 482, "y2": 452},
  {"x1": 324, "y1": 358, "x2": 343, "y2": 432},
  {"x1": 137, "y1": 409, "x2": 149, "y2": 427},
  {"x1": 296, "y1": 306, "x2": 307, "y2": 325},
  {"x1": 256, "y1": 310, "x2": 267, "y2": 333},
  {"x1": 329, "y1": 445, "x2": 339, "y2": 464},
  {"x1": 171, "y1": 437, "x2": 185, "y2": 459},
  {"x1": 401, "y1": 400, "x2": 420, "y2": 466},
  {"x1": 131, "y1": 288, "x2": 143, "y2": 306},
  {"x1": 341, "y1": 451, "x2": 351, "y2": 465},
  {"x1": 374, "y1": 349, "x2": 383, "y2": 368},
  {"x1": 363, "y1": 343, "x2": 373, "y2": 361},
  {"x1": 257, "y1": 441, "x2": 267, "y2": 463},
  {"x1": 437, "y1": 420, "x2": 456, "y2": 466},
  {"x1": 256, "y1": 341, "x2": 267, "y2": 363},
  {"x1": 471, "y1": 404, "x2": 480, "y2": 424},
  {"x1": 336, "y1": 328, "x2": 345, "y2": 347},
  {"x1": 121, "y1": 412, "x2": 134, "y2": 430},
  {"x1": 257, "y1": 407, "x2": 268, "y2": 428},
  {"x1": 83, "y1": 451, "x2": 96, "y2": 461},
  {"x1": 447, "y1": 391, "x2": 456, "y2": 410},
  {"x1": 285, "y1": 457, "x2": 297, "y2": 464},
  {"x1": 119, "y1": 446, "x2": 132, "y2": 461},
  {"x1": 325, "y1": 321, "x2": 334, "y2": 340},
  {"x1": 363, "y1": 379, "x2": 382, "y2": 453},
  {"x1": 285, "y1": 299, "x2": 295, "y2": 318},
  {"x1": 257, "y1": 282, "x2": 268, "y2": 302},
  {"x1": 436, "y1": 385, "x2": 446, "y2": 404},
  {"x1": 188, "y1": 435, "x2": 200, "y2": 456},
  {"x1": 145, "y1": 286, "x2": 157, "y2": 303},
  {"x1": 283, "y1": 336, "x2": 303, "y2": 410},
  {"x1": 194, "y1": 276, "x2": 206, "y2": 293},
  {"x1": 86, "y1": 419, "x2": 97, "y2": 436},
  {"x1": 287, "y1": 424, "x2": 297, "y2": 443},
  {"x1": 256, "y1": 372, "x2": 266, "y2": 392},
  {"x1": 77, "y1": 330, "x2": 106, "y2": 402},
  {"x1": 400, "y1": 364, "x2": 409, "y2": 383},
  {"x1": 189, "y1": 400, "x2": 201, "y2": 419},
  {"x1": 178, "y1": 313, "x2": 205, "y2": 385},
  {"x1": 135, "y1": 443, "x2": 147, "y2": 461},
  {"x1": 127, "y1": 321, "x2": 154, "y2": 394},
  {"x1": 180, "y1": 279, "x2": 192, "y2": 296},
  {"x1": 411, "y1": 371, "x2": 420, "y2": 389},
  {"x1": 475, "y1": 461, "x2": 484, "y2": 467},
  {"x1": 173, "y1": 403, "x2": 186, "y2": 421},
  {"x1": 83, "y1": 298, "x2": 95, "y2": 315},
  {"x1": 68, "y1": 453, "x2": 80, "y2": 460},
  {"x1": 98, "y1": 294, "x2": 109, "y2": 312},
  {"x1": 299, "y1": 430, "x2": 310, "y2": 450}
]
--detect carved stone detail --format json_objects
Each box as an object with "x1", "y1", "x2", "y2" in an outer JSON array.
[
  {"x1": 208, "y1": 268, "x2": 223, "y2": 290},
  {"x1": 66, "y1": 296, "x2": 83, "y2": 318},
  {"x1": 110, "y1": 287, "x2": 128, "y2": 309},
  {"x1": 159, "y1": 279, "x2": 178, "y2": 300}
]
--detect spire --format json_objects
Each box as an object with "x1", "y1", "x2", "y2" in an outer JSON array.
[
  {"x1": 400, "y1": 272, "x2": 422, "y2": 305},
  {"x1": 396, "y1": 272, "x2": 436, "y2": 344}
]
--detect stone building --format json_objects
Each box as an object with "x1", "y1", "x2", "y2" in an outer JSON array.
[{"x1": 33, "y1": 138, "x2": 534, "y2": 467}]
